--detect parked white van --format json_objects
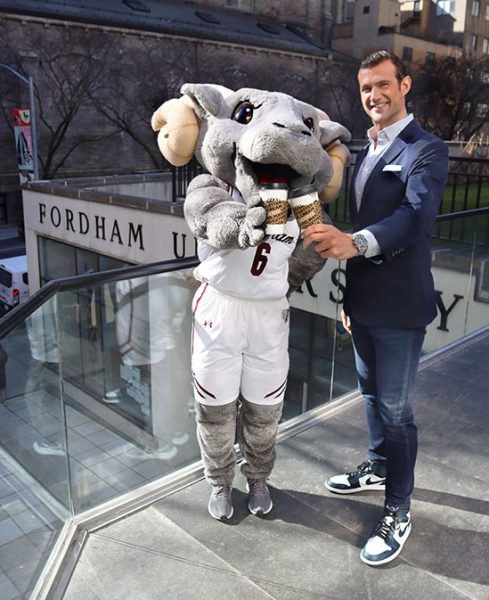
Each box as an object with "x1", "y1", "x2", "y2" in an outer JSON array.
[{"x1": 0, "y1": 255, "x2": 29, "y2": 311}]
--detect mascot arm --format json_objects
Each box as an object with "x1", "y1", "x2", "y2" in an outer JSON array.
[
  {"x1": 184, "y1": 174, "x2": 266, "y2": 249},
  {"x1": 287, "y1": 209, "x2": 332, "y2": 295}
]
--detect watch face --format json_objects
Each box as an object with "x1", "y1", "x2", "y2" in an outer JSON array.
[{"x1": 354, "y1": 234, "x2": 368, "y2": 254}]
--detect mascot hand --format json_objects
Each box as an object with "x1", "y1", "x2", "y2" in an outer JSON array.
[
  {"x1": 237, "y1": 206, "x2": 266, "y2": 249},
  {"x1": 184, "y1": 175, "x2": 266, "y2": 249}
]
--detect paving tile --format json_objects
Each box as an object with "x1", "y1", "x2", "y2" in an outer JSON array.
[
  {"x1": 100, "y1": 439, "x2": 134, "y2": 458},
  {"x1": 4, "y1": 559, "x2": 40, "y2": 597},
  {"x1": 416, "y1": 372, "x2": 489, "y2": 427},
  {"x1": 66, "y1": 436, "x2": 97, "y2": 456},
  {"x1": 421, "y1": 420, "x2": 489, "y2": 483},
  {"x1": 87, "y1": 456, "x2": 127, "y2": 480},
  {"x1": 11, "y1": 510, "x2": 48, "y2": 536},
  {"x1": 72, "y1": 421, "x2": 105, "y2": 437},
  {"x1": 65, "y1": 410, "x2": 93, "y2": 428},
  {"x1": 86, "y1": 429, "x2": 121, "y2": 447},
  {"x1": 0, "y1": 517, "x2": 25, "y2": 546},
  {"x1": 74, "y1": 447, "x2": 112, "y2": 468},
  {"x1": 0, "y1": 535, "x2": 40, "y2": 572},
  {"x1": 0, "y1": 572, "x2": 19, "y2": 600},
  {"x1": 105, "y1": 469, "x2": 146, "y2": 493},
  {"x1": 130, "y1": 458, "x2": 174, "y2": 480},
  {"x1": 150, "y1": 479, "x2": 467, "y2": 599},
  {"x1": 64, "y1": 518, "x2": 272, "y2": 600}
]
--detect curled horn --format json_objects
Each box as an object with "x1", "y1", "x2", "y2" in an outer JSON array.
[
  {"x1": 316, "y1": 108, "x2": 351, "y2": 204},
  {"x1": 151, "y1": 85, "x2": 234, "y2": 167},
  {"x1": 151, "y1": 95, "x2": 200, "y2": 167}
]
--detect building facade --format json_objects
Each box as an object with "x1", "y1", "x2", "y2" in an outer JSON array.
[
  {"x1": 332, "y1": 0, "x2": 489, "y2": 62},
  {"x1": 0, "y1": 0, "x2": 361, "y2": 227}
]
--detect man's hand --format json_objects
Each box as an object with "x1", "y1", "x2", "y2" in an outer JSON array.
[{"x1": 302, "y1": 224, "x2": 359, "y2": 260}]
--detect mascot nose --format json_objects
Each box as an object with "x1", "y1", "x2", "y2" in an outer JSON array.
[{"x1": 272, "y1": 121, "x2": 311, "y2": 137}]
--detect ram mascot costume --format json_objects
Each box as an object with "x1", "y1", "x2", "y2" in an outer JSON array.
[{"x1": 152, "y1": 84, "x2": 350, "y2": 521}]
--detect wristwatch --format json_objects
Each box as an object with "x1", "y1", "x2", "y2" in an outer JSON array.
[{"x1": 352, "y1": 232, "x2": 368, "y2": 256}]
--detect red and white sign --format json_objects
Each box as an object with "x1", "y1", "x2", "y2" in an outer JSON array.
[{"x1": 11, "y1": 107, "x2": 34, "y2": 183}]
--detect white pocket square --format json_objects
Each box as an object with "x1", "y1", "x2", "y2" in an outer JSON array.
[{"x1": 383, "y1": 164, "x2": 403, "y2": 172}]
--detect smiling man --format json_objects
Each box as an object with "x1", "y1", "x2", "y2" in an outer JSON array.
[{"x1": 302, "y1": 51, "x2": 449, "y2": 566}]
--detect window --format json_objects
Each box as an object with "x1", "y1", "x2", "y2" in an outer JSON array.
[
  {"x1": 226, "y1": 0, "x2": 254, "y2": 11},
  {"x1": 436, "y1": 0, "x2": 455, "y2": 16},
  {"x1": 426, "y1": 51, "x2": 436, "y2": 65},
  {"x1": 483, "y1": 37, "x2": 489, "y2": 54},
  {"x1": 476, "y1": 103, "x2": 489, "y2": 117},
  {"x1": 0, "y1": 268, "x2": 12, "y2": 288},
  {"x1": 402, "y1": 46, "x2": 413, "y2": 62},
  {"x1": 470, "y1": 34, "x2": 477, "y2": 51},
  {"x1": 363, "y1": 5, "x2": 370, "y2": 14},
  {"x1": 486, "y1": 5, "x2": 489, "y2": 19},
  {"x1": 472, "y1": 1, "x2": 480, "y2": 17}
]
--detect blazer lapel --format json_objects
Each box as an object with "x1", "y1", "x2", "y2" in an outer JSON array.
[
  {"x1": 350, "y1": 145, "x2": 368, "y2": 220},
  {"x1": 359, "y1": 136, "x2": 407, "y2": 215}
]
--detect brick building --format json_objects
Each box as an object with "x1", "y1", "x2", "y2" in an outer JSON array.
[{"x1": 0, "y1": 0, "x2": 359, "y2": 226}]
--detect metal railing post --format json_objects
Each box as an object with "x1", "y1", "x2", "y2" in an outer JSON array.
[{"x1": 28, "y1": 75, "x2": 39, "y2": 180}]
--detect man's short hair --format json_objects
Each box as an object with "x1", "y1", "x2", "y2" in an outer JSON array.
[{"x1": 360, "y1": 50, "x2": 407, "y2": 84}]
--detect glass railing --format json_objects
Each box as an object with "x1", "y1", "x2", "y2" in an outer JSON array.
[
  {"x1": 426, "y1": 207, "x2": 489, "y2": 352},
  {"x1": 0, "y1": 295, "x2": 70, "y2": 599},
  {"x1": 0, "y1": 208, "x2": 487, "y2": 598},
  {"x1": 0, "y1": 257, "x2": 201, "y2": 598}
]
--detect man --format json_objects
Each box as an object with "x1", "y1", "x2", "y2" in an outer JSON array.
[{"x1": 302, "y1": 50, "x2": 448, "y2": 566}]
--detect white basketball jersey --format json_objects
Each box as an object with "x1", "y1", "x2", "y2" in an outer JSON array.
[{"x1": 193, "y1": 189, "x2": 299, "y2": 300}]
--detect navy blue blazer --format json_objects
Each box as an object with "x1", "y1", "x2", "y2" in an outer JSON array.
[{"x1": 344, "y1": 120, "x2": 449, "y2": 328}]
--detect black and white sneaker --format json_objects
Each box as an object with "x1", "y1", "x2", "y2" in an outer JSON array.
[
  {"x1": 360, "y1": 505, "x2": 411, "y2": 566},
  {"x1": 325, "y1": 459, "x2": 386, "y2": 494}
]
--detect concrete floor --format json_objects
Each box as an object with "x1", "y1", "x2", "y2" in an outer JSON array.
[{"x1": 63, "y1": 328, "x2": 489, "y2": 600}]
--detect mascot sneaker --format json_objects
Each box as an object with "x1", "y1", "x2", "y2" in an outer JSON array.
[
  {"x1": 208, "y1": 485, "x2": 233, "y2": 520},
  {"x1": 325, "y1": 459, "x2": 386, "y2": 494},
  {"x1": 361, "y1": 505, "x2": 411, "y2": 566},
  {"x1": 247, "y1": 479, "x2": 273, "y2": 516}
]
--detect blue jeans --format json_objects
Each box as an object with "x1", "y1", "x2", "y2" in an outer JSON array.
[{"x1": 351, "y1": 319, "x2": 425, "y2": 508}]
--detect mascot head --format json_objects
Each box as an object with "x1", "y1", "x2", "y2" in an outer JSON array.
[{"x1": 152, "y1": 84, "x2": 351, "y2": 205}]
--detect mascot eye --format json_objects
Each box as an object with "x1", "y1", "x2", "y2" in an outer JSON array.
[
  {"x1": 232, "y1": 101, "x2": 254, "y2": 124},
  {"x1": 303, "y1": 117, "x2": 314, "y2": 131}
]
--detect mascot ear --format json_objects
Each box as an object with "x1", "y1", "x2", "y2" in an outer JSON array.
[
  {"x1": 151, "y1": 95, "x2": 200, "y2": 167},
  {"x1": 316, "y1": 112, "x2": 352, "y2": 204},
  {"x1": 181, "y1": 83, "x2": 234, "y2": 118}
]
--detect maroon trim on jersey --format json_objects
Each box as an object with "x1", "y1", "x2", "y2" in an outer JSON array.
[
  {"x1": 193, "y1": 283, "x2": 208, "y2": 316},
  {"x1": 193, "y1": 374, "x2": 217, "y2": 400},
  {"x1": 193, "y1": 381, "x2": 205, "y2": 399},
  {"x1": 191, "y1": 283, "x2": 209, "y2": 355},
  {"x1": 265, "y1": 377, "x2": 287, "y2": 399}
]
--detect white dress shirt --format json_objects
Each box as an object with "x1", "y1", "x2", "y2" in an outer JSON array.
[{"x1": 356, "y1": 114, "x2": 414, "y2": 258}]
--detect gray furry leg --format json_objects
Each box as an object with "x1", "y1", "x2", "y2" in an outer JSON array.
[
  {"x1": 195, "y1": 400, "x2": 238, "y2": 486},
  {"x1": 238, "y1": 398, "x2": 284, "y2": 481}
]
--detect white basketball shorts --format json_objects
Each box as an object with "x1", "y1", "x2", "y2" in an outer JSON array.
[{"x1": 191, "y1": 283, "x2": 290, "y2": 406}]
